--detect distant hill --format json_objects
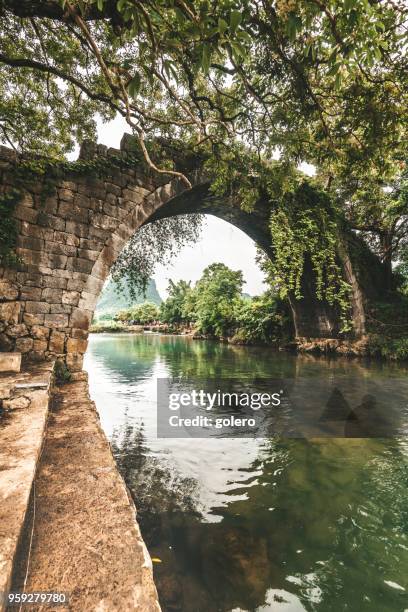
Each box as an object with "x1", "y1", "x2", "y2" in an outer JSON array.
[{"x1": 95, "y1": 277, "x2": 162, "y2": 319}]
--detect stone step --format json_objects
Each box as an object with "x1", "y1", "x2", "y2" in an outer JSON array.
[{"x1": 0, "y1": 352, "x2": 21, "y2": 373}]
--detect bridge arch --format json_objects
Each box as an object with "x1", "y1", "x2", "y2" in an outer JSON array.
[{"x1": 0, "y1": 135, "x2": 376, "y2": 369}]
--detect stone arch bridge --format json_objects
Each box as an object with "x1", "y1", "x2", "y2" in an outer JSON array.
[{"x1": 0, "y1": 134, "x2": 386, "y2": 370}]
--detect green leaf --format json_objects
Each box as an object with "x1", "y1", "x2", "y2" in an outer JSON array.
[
  {"x1": 201, "y1": 43, "x2": 211, "y2": 74},
  {"x1": 230, "y1": 10, "x2": 242, "y2": 34},
  {"x1": 128, "y1": 72, "x2": 141, "y2": 97},
  {"x1": 218, "y1": 17, "x2": 228, "y2": 36},
  {"x1": 117, "y1": 0, "x2": 127, "y2": 12},
  {"x1": 96, "y1": 0, "x2": 104, "y2": 11}
]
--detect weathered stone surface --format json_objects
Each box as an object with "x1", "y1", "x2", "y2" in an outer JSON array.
[
  {"x1": 66, "y1": 337, "x2": 88, "y2": 354},
  {"x1": 23, "y1": 313, "x2": 45, "y2": 326},
  {"x1": 50, "y1": 304, "x2": 72, "y2": 314},
  {"x1": 25, "y1": 301, "x2": 50, "y2": 314},
  {"x1": 20, "y1": 286, "x2": 42, "y2": 301},
  {"x1": 62, "y1": 291, "x2": 80, "y2": 306},
  {"x1": 0, "y1": 301, "x2": 21, "y2": 324},
  {"x1": 0, "y1": 333, "x2": 14, "y2": 351},
  {"x1": 0, "y1": 352, "x2": 21, "y2": 372},
  {"x1": 6, "y1": 324, "x2": 28, "y2": 338},
  {"x1": 44, "y1": 313, "x2": 69, "y2": 329},
  {"x1": 31, "y1": 325, "x2": 50, "y2": 340},
  {"x1": 3, "y1": 395, "x2": 31, "y2": 411},
  {"x1": 42, "y1": 288, "x2": 63, "y2": 303},
  {"x1": 71, "y1": 328, "x2": 88, "y2": 340},
  {"x1": 65, "y1": 352, "x2": 84, "y2": 372},
  {"x1": 0, "y1": 280, "x2": 19, "y2": 301},
  {"x1": 70, "y1": 308, "x2": 92, "y2": 330},
  {"x1": 48, "y1": 330, "x2": 66, "y2": 353},
  {"x1": 15, "y1": 337, "x2": 34, "y2": 353},
  {"x1": 33, "y1": 339, "x2": 48, "y2": 352}
]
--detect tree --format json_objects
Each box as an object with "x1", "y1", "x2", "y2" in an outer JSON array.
[
  {"x1": 0, "y1": 1, "x2": 407, "y2": 320},
  {"x1": 194, "y1": 263, "x2": 243, "y2": 336},
  {"x1": 235, "y1": 291, "x2": 292, "y2": 344},
  {"x1": 116, "y1": 301, "x2": 159, "y2": 324},
  {"x1": 159, "y1": 279, "x2": 192, "y2": 324}
]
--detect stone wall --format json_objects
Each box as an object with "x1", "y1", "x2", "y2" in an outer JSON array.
[{"x1": 0, "y1": 136, "x2": 185, "y2": 370}]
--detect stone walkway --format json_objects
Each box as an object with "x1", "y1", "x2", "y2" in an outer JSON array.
[
  {"x1": 10, "y1": 377, "x2": 160, "y2": 612},
  {"x1": 0, "y1": 362, "x2": 52, "y2": 610}
]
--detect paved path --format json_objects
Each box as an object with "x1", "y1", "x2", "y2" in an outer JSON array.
[{"x1": 11, "y1": 377, "x2": 160, "y2": 612}]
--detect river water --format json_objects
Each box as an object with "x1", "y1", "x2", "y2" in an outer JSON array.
[{"x1": 85, "y1": 333, "x2": 408, "y2": 612}]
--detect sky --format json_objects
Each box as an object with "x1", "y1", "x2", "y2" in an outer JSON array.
[{"x1": 94, "y1": 115, "x2": 313, "y2": 299}]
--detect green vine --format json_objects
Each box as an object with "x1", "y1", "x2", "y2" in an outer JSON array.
[
  {"x1": 269, "y1": 183, "x2": 352, "y2": 331},
  {"x1": 206, "y1": 148, "x2": 352, "y2": 331},
  {"x1": 0, "y1": 188, "x2": 22, "y2": 267}
]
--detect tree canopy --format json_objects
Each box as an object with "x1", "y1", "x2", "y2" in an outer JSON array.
[{"x1": 0, "y1": 0, "x2": 407, "y2": 325}]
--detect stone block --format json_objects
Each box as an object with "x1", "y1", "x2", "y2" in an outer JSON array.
[
  {"x1": 66, "y1": 257, "x2": 94, "y2": 274},
  {"x1": 25, "y1": 301, "x2": 50, "y2": 314},
  {"x1": 20, "y1": 286, "x2": 42, "y2": 301},
  {"x1": 66, "y1": 337, "x2": 88, "y2": 354},
  {"x1": 54, "y1": 231, "x2": 80, "y2": 247},
  {"x1": 0, "y1": 333, "x2": 14, "y2": 351},
  {"x1": 67, "y1": 278, "x2": 85, "y2": 292},
  {"x1": 58, "y1": 202, "x2": 88, "y2": 224},
  {"x1": 58, "y1": 188, "x2": 75, "y2": 202},
  {"x1": 77, "y1": 291, "x2": 98, "y2": 311},
  {"x1": 0, "y1": 301, "x2": 21, "y2": 324},
  {"x1": 0, "y1": 352, "x2": 21, "y2": 373},
  {"x1": 71, "y1": 328, "x2": 88, "y2": 340},
  {"x1": 14, "y1": 206, "x2": 39, "y2": 224},
  {"x1": 42, "y1": 275, "x2": 68, "y2": 290},
  {"x1": 122, "y1": 188, "x2": 145, "y2": 204},
  {"x1": 62, "y1": 291, "x2": 80, "y2": 306},
  {"x1": 50, "y1": 304, "x2": 72, "y2": 314},
  {"x1": 106, "y1": 182, "x2": 122, "y2": 196},
  {"x1": 33, "y1": 339, "x2": 48, "y2": 352},
  {"x1": 3, "y1": 396, "x2": 31, "y2": 411},
  {"x1": 48, "y1": 330, "x2": 66, "y2": 353},
  {"x1": 43, "y1": 196, "x2": 58, "y2": 214},
  {"x1": 18, "y1": 235, "x2": 44, "y2": 251},
  {"x1": 6, "y1": 324, "x2": 28, "y2": 338},
  {"x1": 70, "y1": 308, "x2": 92, "y2": 330},
  {"x1": 77, "y1": 249, "x2": 99, "y2": 261},
  {"x1": 42, "y1": 288, "x2": 63, "y2": 303},
  {"x1": 31, "y1": 325, "x2": 50, "y2": 340},
  {"x1": 0, "y1": 280, "x2": 19, "y2": 301},
  {"x1": 37, "y1": 212, "x2": 65, "y2": 231},
  {"x1": 90, "y1": 213, "x2": 117, "y2": 231},
  {"x1": 84, "y1": 275, "x2": 104, "y2": 295},
  {"x1": 66, "y1": 352, "x2": 84, "y2": 372},
  {"x1": 17, "y1": 272, "x2": 42, "y2": 287},
  {"x1": 47, "y1": 242, "x2": 77, "y2": 257},
  {"x1": 65, "y1": 220, "x2": 89, "y2": 238},
  {"x1": 61, "y1": 180, "x2": 77, "y2": 191},
  {"x1": 44, "y1": 313, "x2": 69, "y2": 329},
  {"x1": 23, "y1": 313, "x2": 45, "y2": 326},
  {"x1": 74, "y1": 194, "x2": 91, "y2": 209},
  {"x1": 15, "y1": 337, "x2": 33, "y2": 353},
  {"x1": 79, "y1": 238, "x2": 102, "y2": 251}
]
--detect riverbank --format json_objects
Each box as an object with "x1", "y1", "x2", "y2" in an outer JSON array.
[{"x1": 89, "y1": 322, "x2": 408, "y2": 361}]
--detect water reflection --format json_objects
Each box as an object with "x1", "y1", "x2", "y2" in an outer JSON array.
[{"x1": 85, "y1": 334, "x2": 408, "y2": 611}]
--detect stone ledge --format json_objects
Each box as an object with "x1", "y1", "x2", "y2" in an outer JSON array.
[
  {"x1": 0, "y1": 362, "x2": 53, "y2": 611},
  {"x1": 10, "y1": 378, "x2": 161, "y2": 611}
]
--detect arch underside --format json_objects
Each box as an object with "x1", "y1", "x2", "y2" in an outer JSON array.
[{"x1": 148, "y1": 183, "x2": 341, "y2": 338}]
